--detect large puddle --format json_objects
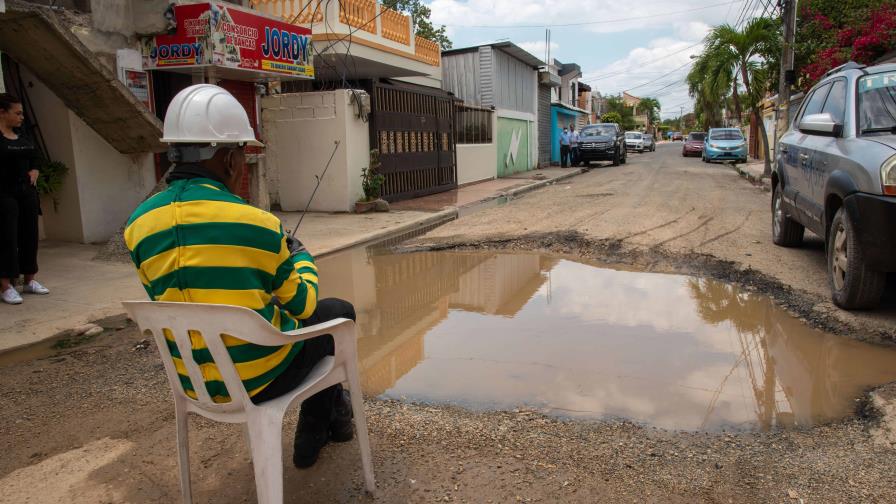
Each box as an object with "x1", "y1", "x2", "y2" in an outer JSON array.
[{"x1": 317, "y1": 249, "x2": 896, "y2": 432}]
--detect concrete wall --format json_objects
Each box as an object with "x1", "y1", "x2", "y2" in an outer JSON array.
[
  {"x1": 262, "y1": 89, "x2": 370, "y2": 212},
  {"x1": 68, "y1": 113, "x2": 155, "y2": 243},
  {"x1": 23, "y1": 67, "x2": 155, "y2": 243},
  {"x1": 457, "y1": 143, "x2": 497, "y2": 185}
]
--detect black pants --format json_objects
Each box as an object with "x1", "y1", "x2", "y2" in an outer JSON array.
[
  {"x1": 0, "y1": 188, "x2": 40, "y2": 280},
  {"x1": 252, "y1": 298, "x2": 356, "y2": 422},
  {"x1": 560, "y1": 145, "x2": 570, "y2": 167},
  {"x1": 571, "y1": 146, "x2": 580, "y2": 166}
]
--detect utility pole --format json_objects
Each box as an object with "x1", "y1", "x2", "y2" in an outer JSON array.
[
  {"x1": 775, "y1": 0, "x2": 797, "y2": 169},
  {"x1": 680, "y1": 106, "x2": 684, "y2": 131}
]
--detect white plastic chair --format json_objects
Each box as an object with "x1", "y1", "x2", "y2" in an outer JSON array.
[{"x1": 122, "y1": 301, "x2": 375, "y2": 504}]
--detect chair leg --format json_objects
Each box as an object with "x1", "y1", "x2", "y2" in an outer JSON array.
[
  {"x1": 347, "y1": 366, "x2": 376, "y2": 493},
  {"x1": 245, "y1": 411, "x2": 285, "y2": 504},
  {"x1": 174, "y1": 403, "x2": 193, "y2": 504}
]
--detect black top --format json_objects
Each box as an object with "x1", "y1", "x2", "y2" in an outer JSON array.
[{"x1": 0, "y1": 131, "x2": 42, "y2": 195}]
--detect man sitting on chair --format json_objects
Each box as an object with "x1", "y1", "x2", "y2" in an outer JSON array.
[{"x1": 125, "y1": 84, "x2": 353, "y2": 468}]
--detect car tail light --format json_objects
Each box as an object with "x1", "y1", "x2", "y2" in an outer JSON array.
[{"x1": 883, "y1": 155, "x2": 896, "y2": 196}]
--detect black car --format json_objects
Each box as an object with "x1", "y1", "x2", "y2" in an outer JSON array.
[{"x1": 577, "y1": 123, "x2": 627, "y2": 166}]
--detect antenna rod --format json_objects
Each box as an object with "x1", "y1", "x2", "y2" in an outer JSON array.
[{"x1": 291, "y1": 140, "x2": 341, "y2": 236}]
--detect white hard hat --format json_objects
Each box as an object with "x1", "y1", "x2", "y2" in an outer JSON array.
[{"x1": 161, "y1": 84, "x2": 263, "y2": 147}]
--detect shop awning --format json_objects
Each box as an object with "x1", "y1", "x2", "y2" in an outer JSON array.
[{"x1": 0, "y1": 1, "x2": 164, "y2": 154}]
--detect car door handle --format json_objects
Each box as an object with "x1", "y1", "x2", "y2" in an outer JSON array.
[{"x1": 799, "y1": 153, "x2": 809, "y2": 161}]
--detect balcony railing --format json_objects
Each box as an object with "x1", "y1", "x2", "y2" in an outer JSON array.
[
  {"x1": 252, "y1": 0, "x2": 324, "y2": 23},
  {"x1": 381, "y1": 7, "x2": 410, "y2": 44},
  {"x1": 414, "y1": 35, "x2": 439, "y2": 66},
  {"x1": 338, "y1": 0, "x2": 377, "y2": 34},
  {"x1": 250, "y1": 0, "x2": 440, "y2": 67}
]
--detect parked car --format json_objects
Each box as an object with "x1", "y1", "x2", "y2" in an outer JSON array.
[
  {"x1": 682, "y1": 131, "x2": 706, "y2": 157},
  {"x1": 702, "y1": 128, "x2": 747, "y2": 163},
  {"x1": 671, "y1": 131, "x2": 684, "y2": 141},
  {"x1": 625, "y1": 131, "x2": 646, "y2": 152},
  {"x1": 577, "y1": 123, "x2": 628, "y2": 166},
  {"x1": 772, "y1": 61, "x2": 896, "y2": 309},
  {"x1": 641, "y1": 133, "x2": 656, "y2": 152}
]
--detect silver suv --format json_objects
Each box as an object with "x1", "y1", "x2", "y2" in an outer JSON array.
[{"x1": 772, "y1": 62, "x2": 896, "y2": 309}]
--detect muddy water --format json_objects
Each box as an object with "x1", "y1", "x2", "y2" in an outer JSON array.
[{"x1": 317, "y1": 249, "x2": 896, "y2": 432}]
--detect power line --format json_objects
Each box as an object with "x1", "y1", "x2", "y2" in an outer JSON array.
[
  {"x1": 623, "y1": 60, "x2": 694, "y2": 93},
  {"x1": 581, "y1": 42, "x2": 703, "y2": 82},
  {"x1": 444, "y1": 0, "x2": 741, "y2": 28}
]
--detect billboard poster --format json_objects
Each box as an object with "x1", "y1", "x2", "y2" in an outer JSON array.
[
  {"x1": 141, "y1": 3, "x2": 314, "y2": 79},
  {"x1": 124, "y1": 69, "x2": 152, "y2": 110}
]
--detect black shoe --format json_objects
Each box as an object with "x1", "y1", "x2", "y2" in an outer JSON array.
[
  {"x1": 293, "y1": 413, "x2": 329, "y2": 468},
  {"x1": 329, "y1": 389, "x2": 354, "y2": 443}
]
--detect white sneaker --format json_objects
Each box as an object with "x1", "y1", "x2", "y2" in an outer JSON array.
[
  {"x1": 1, "y1": 287, "x2": 23, "y2": 305},
  {"x1": 22, "y1": 280, "x2": 49, "y2": 295}
]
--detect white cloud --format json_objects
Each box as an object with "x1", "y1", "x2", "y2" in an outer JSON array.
[
  {"x1": 674, "y1": 21, "x2": 712, "y2": 42},
  {"x1": 430, "y1": 0, "x2": 736, "y2": 34},
  {"x1": 581, "y1": 36, "x2": 700, "y2": 115},
  {"x1": 516, "y1": 40, "x2": 559, "y2": 59}
]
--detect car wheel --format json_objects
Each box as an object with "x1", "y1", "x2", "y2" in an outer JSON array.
[
  {"x1": 771, "y1": 186, "x2": 804, "y2": 247},
  {"x1": 612, "y1": 149, "x2": 620, "y2": 166},
  {"x1": 827, "y1": 208, "x2": 886, "y2": 309}
]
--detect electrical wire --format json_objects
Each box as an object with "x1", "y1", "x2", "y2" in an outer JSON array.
[
  {"x1": 581, "y1": 42, "x2": 703, "y2": 82},
  {"x1": 622, "y1": 60, "x2": 694, "y2": 93},
  {"x1": 445, "y1": 0, "x2": 741, "y2": 29}
]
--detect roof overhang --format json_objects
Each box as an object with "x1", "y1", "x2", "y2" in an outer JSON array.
[
  {"x1": 551, "y1": 102, "x2": 587, "y2": 115},
  {"x1": 443, "y1": 41, "x2": 545, "y2": 69},
  {"x1": 0, "y1": 1, "x2": 164, "y2": 154}
]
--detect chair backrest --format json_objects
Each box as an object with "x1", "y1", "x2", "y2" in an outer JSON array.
[{"x1": 122, "y1": 301, "x2": 293, "y2": 418}]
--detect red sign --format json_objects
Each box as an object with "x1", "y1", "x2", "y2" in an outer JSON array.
[{"x1": 141, "y1": 3, "x2": 314, "y2": 79}]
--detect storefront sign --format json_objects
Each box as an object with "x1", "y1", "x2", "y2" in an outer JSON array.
[{"x1": 141, "y1": 3, "x2": 313, "y2": 79}]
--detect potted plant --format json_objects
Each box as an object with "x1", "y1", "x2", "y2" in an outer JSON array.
[
  {"x1": 356, "y1": 149, "x2": 385, "y2": 213},
  {"x1": 36, "y1": 159, "x2": 69, "y2": 212}
]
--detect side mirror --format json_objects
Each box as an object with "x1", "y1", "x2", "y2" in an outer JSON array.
[{"x1": 799, "y1": 112, "x2": 843, "y2": 137}]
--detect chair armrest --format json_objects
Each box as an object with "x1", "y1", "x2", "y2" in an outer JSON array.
[{"x1": 278, "y1": 318, "x2": 354, "y2": 344}]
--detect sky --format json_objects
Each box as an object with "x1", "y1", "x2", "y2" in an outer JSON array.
[{"x1": 427, "y1": 0, "x2": 772, "y2": 119}]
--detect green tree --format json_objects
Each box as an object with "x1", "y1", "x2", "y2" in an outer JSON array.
[
  {"x1": 383, "y1": 0, "x2": 452, "y2": 50},
  {"x1": 698, "y1": 17, "x2": 780, "y2": 175},
  {"x1": 638, "y1": 97, "x2": 661, "y2": 124},
  {"x1": 604, "y1": 95, "x2": 637, "y2": 130},
  {"x1": 601, "y1": 112, "x2": 623, "y2": 125}
]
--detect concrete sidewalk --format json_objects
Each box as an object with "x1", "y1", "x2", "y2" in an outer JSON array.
[
  {"x1": 0, "y1": 208, "x2": 455, "y2": 353},
  {"x1": 391, "y1": 167, "x2": 586, "y2": 212}
]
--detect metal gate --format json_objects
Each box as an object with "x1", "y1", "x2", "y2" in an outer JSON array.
[{"x1": 370, "y1": 79, "x2": 457, "y2": 202}]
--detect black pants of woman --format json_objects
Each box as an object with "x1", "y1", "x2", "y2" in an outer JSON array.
[{"x1": 0, "y1": 187, "x2": 40, "y2": 280}]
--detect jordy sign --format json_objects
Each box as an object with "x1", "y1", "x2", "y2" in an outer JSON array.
[{"x1": 141, "y1": 3, "x2": 314, "y2": 79}]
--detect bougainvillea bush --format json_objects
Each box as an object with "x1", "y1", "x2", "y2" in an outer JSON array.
[{"x1": 796, "y1": 0, "x2": 896, "y2": 90}]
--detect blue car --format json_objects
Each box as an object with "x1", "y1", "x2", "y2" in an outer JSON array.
[{"x1": 702, "y1": 128, "x2": 748, "y2": 163}]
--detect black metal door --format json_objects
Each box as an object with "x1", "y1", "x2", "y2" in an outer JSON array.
[{"x1": 370, "y1": 79, "x2": 457, "y2": 202}]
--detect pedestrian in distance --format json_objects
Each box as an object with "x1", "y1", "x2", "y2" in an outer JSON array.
[
  {"x1": 569, "y1": 123, "x2": 581, "y2": 166},
  {"x1": 124, "y1": 84, "x2": 356, "y2": 469},
  {"x1": 559, "y1": 127, "x2": 571, "y2": 168},
  {"x1": 0, "y1": 93, "x2": 49, "y2": 305}
]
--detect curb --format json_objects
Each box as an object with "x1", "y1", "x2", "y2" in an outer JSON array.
[
  {"x1": 503, "y1": 168, "x2": 587, "y2": 199},
  {"x1": 316, "y1": 208, "x2": 459, "y2": 258},
  {"x1": 733, "y1": 164, "x2": 772, "y2": 191}
]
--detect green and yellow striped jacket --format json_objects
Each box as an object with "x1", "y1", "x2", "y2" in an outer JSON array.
[{"x1": 124, "y1": 177, "x2": 318, "y2": 403}]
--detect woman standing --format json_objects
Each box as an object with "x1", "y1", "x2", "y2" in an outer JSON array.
[{"x1": 0, "y1": 93, "x2": 49, "y2": 305}]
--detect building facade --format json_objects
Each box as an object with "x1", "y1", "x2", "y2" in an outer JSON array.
[{"x1": 441, "y1": 42, "x2": 542, "y2": 177}]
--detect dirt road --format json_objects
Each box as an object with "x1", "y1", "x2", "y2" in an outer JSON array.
[
  {"x1": 3, "y1": 316, "x2": 896, "y2": 503},
  {"x1": 412, "y1": 142, "x2": 895, "y2": 342}
]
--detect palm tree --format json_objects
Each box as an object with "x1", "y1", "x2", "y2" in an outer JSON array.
[
  {"x1": 697, "y1": 17, "x2": 780, "y2": 176},
  {"x1": 687, "y1": 53, "x2": 733, "y2": 131}
]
